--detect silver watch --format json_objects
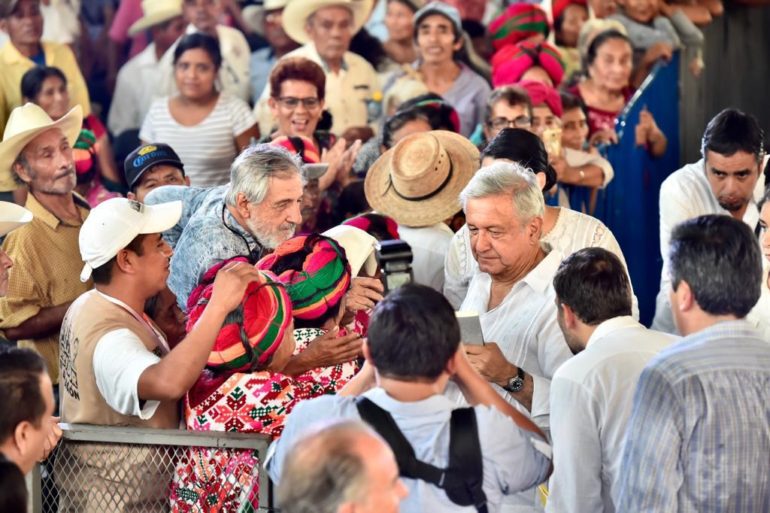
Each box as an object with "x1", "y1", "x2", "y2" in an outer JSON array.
[{"x1": 503, "y1": 367, "x2": 525, "y2": 393}]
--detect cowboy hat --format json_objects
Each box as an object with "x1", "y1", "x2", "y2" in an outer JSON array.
[
  {"x1": 128, "y1": 0, "x2": 183, "y2": 36},
  {"x1": 0, "y1": 103, "x2": 83, "y2": 192},
  {"x1": 242, "y1": 0, "x2": 289, "y2": 36},
  {"x1": 0, "y1": 201, "x2": 32, "y2": 237},
  {"x1": 364, "y1": 130, "x2": 480, "y2": 228},
  {"x1": 282, "y1": 0, "x2": 374, "y2": 46}
]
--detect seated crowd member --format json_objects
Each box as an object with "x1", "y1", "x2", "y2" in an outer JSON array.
[
  {"x1": 57, "y1": 197, "x2": 260, "y2": 512},
  {"x1": 547, "y1": 248, "x2": 675, "y2": 513},
  {"x1": 268, "y1": 284, "x2": 552, "y2": 512},
  {"x1": 0, "y1": 0, "x2": 91, "y2": 135},
  {"x1": 21, "y1": 66, "x2": 122, "y2": 205},
  {"x1": 140, "y1": 33, "x2": 258, "y2": 187},
  {"x1": 364, "y1": 130, "x2": 479, "y2": 291},
  {"x1": 653, "y1": 108, "x2": 766, "y2": 334},
  {"x1": 0, "y1": 103, "x2": 90, "y2": 386},
  {"x1": 617, "y1": 215, "x2": 770, "y2": 511},
  {"x1": 123, "y1": 142, "x2": 189, "y2": 203},
  {"x1": 444, "y1": 128, "x2": 627, "y2": 310},
  {"x1": 256, "y1": 0, "x2": 381, "y2": 137},
  {"x1": 277, "y1": 420, "x2": 408, "y2": 513}
]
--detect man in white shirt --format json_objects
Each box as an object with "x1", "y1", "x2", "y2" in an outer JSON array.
[
  {"x1": 108, "y1": 1, "x2": 187, "y2": 137},
  {"x1": 255, "y1": 0, "x2": 381, "y2": 136},
  {"x1": 652, "y1": 108, "x2": 767, "y2": 334},
  {"x1": 363, "y1": 130, "x2": 480, "y2": 292},
  {"x1": 546, "y1": 247, "x2": 676, "y2": 513}
]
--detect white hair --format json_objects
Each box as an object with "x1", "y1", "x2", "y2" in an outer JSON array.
[
  {"x1": 225, "y1": 144, "x2": 303, "y2": 207},
  {"x1": 459, "y1": 161, "x2": 545, "y2": 223}
]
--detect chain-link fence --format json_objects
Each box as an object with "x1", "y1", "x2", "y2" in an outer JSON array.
[{"x1": 30, "y1": 423, "x2": 274, "y2": 513}]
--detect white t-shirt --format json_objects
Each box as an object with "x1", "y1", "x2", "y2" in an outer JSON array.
[{"x1": 139, "y1": 93, "x2": 255, "y2": 187}]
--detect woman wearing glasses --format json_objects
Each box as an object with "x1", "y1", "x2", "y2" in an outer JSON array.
[{"x1": 140, "y1": 33, "x2": 259, "y2": 187}]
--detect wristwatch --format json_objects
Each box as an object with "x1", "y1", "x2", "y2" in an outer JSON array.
[{"x1": 503, "y1": 367, "x2": 526, "y2": 394}]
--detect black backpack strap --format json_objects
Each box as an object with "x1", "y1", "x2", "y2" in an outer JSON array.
[
  {"x1": 355, "y1": 397, "x2": 445, "y2": 485},
  {"x1": 448, "y1": 408, "x2": 489, "y2": 513}
]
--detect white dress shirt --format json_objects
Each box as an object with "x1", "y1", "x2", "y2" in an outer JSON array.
[
  {"x1": 653, "y1": 159, "x2": 763, "y2": 334},
  {"x1": 399, "y1": 223, "x2": 454, "y2": 292},
  {"x1": 546, "y1": 316, "x2": 676, "y2": 513},
  {"x1": 108, "y1": 42, "x2": 164, "y2": 136}
]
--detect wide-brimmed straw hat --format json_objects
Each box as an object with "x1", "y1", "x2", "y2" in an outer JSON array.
[
  {"x1": 128, "y1": 0, "x2": 183, "y2": 36},
  {"x1": 0, "y1": 103, "x2": 83, "y2": 192},
  {"x1": 0, "y1": 201, "x2": 32, "y2": 236},
  {"x1": 282, "y1": 0, "x2": 374, "y2": 46},
  {"x1": 364, "y1": 130, "x2": 479, "y2": 227},
  {"x1": 242, "y1": 0, "x2": 289, "y2": 36}
]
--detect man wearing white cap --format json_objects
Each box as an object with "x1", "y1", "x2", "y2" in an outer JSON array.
[
  {"x1": 0, "y1": 103, "x2": 89, "y2": 386},
  {"x1": 255, "y1": 0, "x2": 381, "y2": 136},
  {"x1": 56, "y1": 198, "x2": 260, "y2": 511},
  {"x1": 107, "y1": 0, "x2": 187, "y2": 137}
]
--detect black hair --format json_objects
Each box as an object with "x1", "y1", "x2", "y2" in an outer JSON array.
[
  {"x1": 560, "y1": 91, "x2": 584, "y2": 113},
  {"x1": 482, "y1": 128, "x2": 557, "y2": 192},
  {"x1": 382, "y1": 109, "x2": 431, "y2": 149},
  {"x1": 334, "y1": 181, "x2": 370, "y2": 223},
  {"x1": 461, "y1": 19, "x2": 486, "y2": 39},
  {"x1": 0, "y1": 347, "x2": 47, "y2": 444},
  {"x1": 266, "y1": 234, "x2": 350, "y2": 329},
  {"x1": 398, "y1": 93, "x2": 458, "y2": 132},
  {"x1": 701, "y1": 108, "x2": 765, "y2": 163},
  {"x1": 173, "y1": 32, "x2": 222, "y2": 70},
  {"x1": 91, "y1": 234, "x2": 147, "y2": 285},
  {"x1": 554, "y1": 3, "x2": 588, "y2": 46},
  {"x1": 20, "y1": 66, "x2": 67, "y2": 101},
  {"x1": 352, "y1": 213, "x2": 399, "y2": 242},
  {"x1": 669, "y1": 215, "x2": 762, "y2": 317},
  {"x1": 584, "y1": 29, "x2": 631, "y2": 71},
  {"x1": 367, "y1": 284, "x2": 460, "y2": 381},
  {"x1": 553, "y1": 248, "x2": 632, "y2": 325},
  {"x1": 0, "y1": 456, "x2": 27, "y2": 513}
]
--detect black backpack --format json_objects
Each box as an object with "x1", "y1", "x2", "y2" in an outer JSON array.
[{"x1": 355, "y1": 397, "x2": 488, "y2": 513}]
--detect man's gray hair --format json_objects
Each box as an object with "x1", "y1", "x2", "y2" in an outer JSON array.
[
  {"x1": 276, "y1": 420, "x2": 382, "y2": 513},
  {"x1": 459, "y1": 161, "x2": 545, "y2": 223},
  {"x1": 225, "y1": 144, "x2": 302, "y2": 207}
]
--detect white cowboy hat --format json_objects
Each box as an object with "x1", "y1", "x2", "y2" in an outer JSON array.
[
  {"x1": 0, "y1": 103, "x2": 83, "y2": 192},
  {"x1": 364, "y1": 130, "x2": 480, "y2": 227},
  {"x1": 242, "y1": 0, "x2": 290, "y2": 36},
  {"x1": 282, "y1": 0, "x2": 374, "y2": 46},
  {"x1": 128, "y1": 0, "x2": 183, "y2": 36},
  {"x1": 0, "y1": 201, "x2": 32, "y2": 237}
]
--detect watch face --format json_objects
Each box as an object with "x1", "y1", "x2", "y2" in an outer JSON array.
[{"x1": 506, "y1": 376, "x2": 524, "y2": 393}]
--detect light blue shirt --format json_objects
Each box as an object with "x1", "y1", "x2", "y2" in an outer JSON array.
[
  {"x1": 266, "y1": 387, "x2": 552, "y2": 513},
  {"x1": 615, "y1": 320, "x2": 770, "y2": 512},
  {"x1": 249, "y1": 46, "x2": 277, "y2": 102},
  {"x1": 145, "y1": 184, "x2": 264, "y2": 311}
]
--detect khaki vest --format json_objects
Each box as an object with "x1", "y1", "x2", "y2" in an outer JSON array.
[{"x1": 60, "y1": 290, "x2": 179, "y2": 428}]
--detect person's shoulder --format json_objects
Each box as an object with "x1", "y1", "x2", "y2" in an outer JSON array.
[
  {"x1": 289, "y1": 393, "x2": 354, "y2": 420},
  {"x1": 217, "y1": 24, "x2": 249, "y2": 46},
  {"x1": 219, "y1": 93, "x2": 252, "y2": 113},
  {"x1": 662, "y1": 160, "x2": 705, "y2": 189},
  {"x1": 42, "y1": 40, "x2": 75, "y2": 58},
  {"x1": 345, "y1": 50, "x2": 378, "y2": 73}
]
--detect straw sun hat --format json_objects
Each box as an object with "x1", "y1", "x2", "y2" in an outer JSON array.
[
  {"x1": 128, "y1": 0, "x2": 184, "y2": 36},
  {"x1": 282, "y1": 0, "x2": 374, "y2": 46},
  {"x1": 364, "y1": 130, "x2": 480, "y2": 228}
]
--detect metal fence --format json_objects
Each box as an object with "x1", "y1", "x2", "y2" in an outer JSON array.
[{"x1": 30, "y1": 423, "x2": 274, "y2": 513}]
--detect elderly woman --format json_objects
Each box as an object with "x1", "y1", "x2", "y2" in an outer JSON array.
[
  {"x1": 21, "y1": 66, "x2": 122, "y2": 205},
  {"x1": 400, "y1": 2, "x2": 490, "y2": 137},
  {"x1": 567, "y1": 29, "x2": 667, "y2": 156},
  {"x1": 140, "y1": 33, "x2": 258, "y2": 187}
]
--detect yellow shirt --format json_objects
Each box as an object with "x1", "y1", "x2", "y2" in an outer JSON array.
[
  {"x1": 0, "y1": 193, "x2": 92, "y2": 383},
  {"x1": 0, "y1": 41, "x2": 92, "y2": 135}
]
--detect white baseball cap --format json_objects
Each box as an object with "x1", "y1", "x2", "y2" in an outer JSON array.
[{"x1": 79, "y1": 198, "x2": 182, "y2": 282}]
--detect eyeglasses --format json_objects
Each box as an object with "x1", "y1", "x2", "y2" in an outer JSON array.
[
  {"x1": 489, "y1": 116, "x2": 532, "y2": 131},
  {"x1": 277, "y1": 97, "x2": 321, "y2": 110}
]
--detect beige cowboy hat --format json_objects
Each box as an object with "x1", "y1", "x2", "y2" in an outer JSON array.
[
  {"x1": 365, "y1": 130, "x2": 480, "y2": 228},
  {"x1": 242, "y1": 0, "x2": 289, "y2": 36},
  {"x1": 282, "y1": 0, "x2": 374, "y2": 46},
  {"x1": 128, "y1": 0, "x2": 183, "y2": 36},
  {"x1": 0, "y1": 201, "x2": 32, "y2": 236},
  {"x1": 0, "y1": 103, "x2": 83, "y2": 192}
]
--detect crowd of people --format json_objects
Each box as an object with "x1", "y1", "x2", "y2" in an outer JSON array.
[{"x1": 0, "y1": 0, "x2": 769, "y2": 512}]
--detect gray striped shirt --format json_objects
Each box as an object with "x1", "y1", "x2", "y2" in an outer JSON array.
[{"x1": 615, "y1": 320, "x2": 770, "y2": 512}]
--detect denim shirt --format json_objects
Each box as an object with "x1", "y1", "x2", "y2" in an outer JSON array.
[{"x1": 145, "y1": 185, "x2": 264, "y2": 310}]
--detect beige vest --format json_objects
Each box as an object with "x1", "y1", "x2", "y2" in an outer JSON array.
[{"x1": 60, "y1": 290, "x2": 179, "y2": 428}]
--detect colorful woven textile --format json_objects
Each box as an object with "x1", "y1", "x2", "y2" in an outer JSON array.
[
  {"x1": 343, "y1": 213, "x2": 400, "y2": 241},
  {"x1": 187, "y1": 257, "x2": 293, "y2": 372},
  {"x1": 171, "y1": 327, "x2": 359, "y2": 512},
  {"x1": 492, "y1": 41, "x2": 566, "y2": 87},
  {"x1": 489, "y1": 4, "x2": 550, "y2": 51},
  {"x1": 257, "y1": 235, "x2": 351, "y2": 322}
]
